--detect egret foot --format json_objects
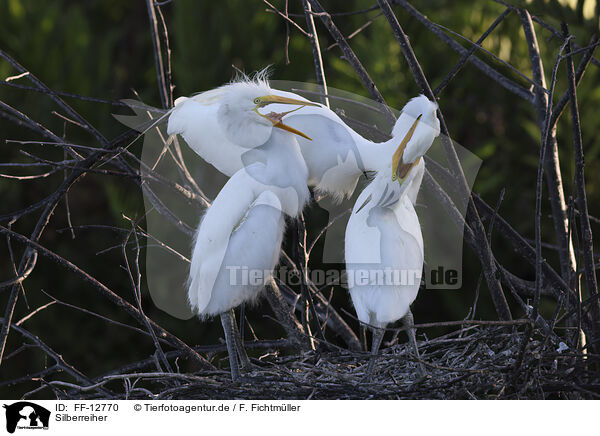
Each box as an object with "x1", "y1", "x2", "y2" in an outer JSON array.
[
  {"x1": 226, "y1": 308, "x2": 253, "y2": 372},
  {"x1": 230, "y1": 311, "x2": 266, "y2": 376},
  {"x1": 220, "y1": 311, "x2": 241, "y2": 381},
  {"x1": 402, "y1": 309, "x2": 426, "y2": 377},
  {"x1": 362, "y1": 326, "x2": 385, "y2": 382}
]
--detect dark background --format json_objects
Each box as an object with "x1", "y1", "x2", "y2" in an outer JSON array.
[{"x1": 0, "y1": 0, "x2": 598, "y2": 398}]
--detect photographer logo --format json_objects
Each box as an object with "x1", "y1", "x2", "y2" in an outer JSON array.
[{"x1": 3, "y1": 402, "x2": 50, "y2": 433}]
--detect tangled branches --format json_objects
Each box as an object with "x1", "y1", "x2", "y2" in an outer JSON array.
[{"x1": 1, "y1": 0, "x2": 599, "y2": 399}]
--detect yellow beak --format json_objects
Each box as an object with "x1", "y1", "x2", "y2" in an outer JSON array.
[
  {"x1": 269, "y1": 117, "x2": 314, "y2": 140},
  {"x1": 254, "y1": 95, "x2": 320, "y2": 141},
  {"x1": 255, "y1": 94, "x2": 320, "y2": 108},
  {"x1": 392, "y1": 114, "x2": 422, "y2": 182}
]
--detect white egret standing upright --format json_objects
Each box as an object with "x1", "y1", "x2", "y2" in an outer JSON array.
[
  {"x1": 345, "y1": 96, "x2": 440, "y2": 381},
  {"x1": 169, "y1": 83, "x2": 434, "y2": 201},
  {"x1": 183, "y1": 78, "x2": 317, "y2": 380}
]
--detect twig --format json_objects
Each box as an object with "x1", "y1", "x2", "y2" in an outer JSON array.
[
  {"x1": 145, "y1": 0, "x2": 170, "y2": 109},
  {"x1": 305, "y1": 0, "x2": 396, "y2": 124},
  {"x1": 0, "y1": 49, "x2": 110, "y2": 147},
  {"x1": 563, "y1": 23, "x2": 600, "y2": 322},
  {"x1": 326, "y1": 12, "x2": 383, "y2": 52},
  {"x1": 154, "y1": 1, "x2": 174, "y2": 105},
  {"x1": 0, "y1": 224, "x2": 214, "y2": 370},
  {"x1": 262, "y1": 0, "x2": 310, "y2": 36},
  {"x1": 15, "y1": 301, "x2": 56, "y2": 326},
  {"x1": 122, "y1": 219, "x2": 173, "y2": 373},
  {"x1": 302, "y1": 0, "x2": 330, "y2": 107},
  {"x1": 434, "y1": 7, "x2": 512, "y2": 95},
  {"x1": 0, "y1": 80, "x2": 167, "y2": 110},
  {"x1": 520, "y1": 10, "x2": 577, "y2": 288}
]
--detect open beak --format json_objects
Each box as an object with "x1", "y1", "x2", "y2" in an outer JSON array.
[
  {"x1": 392, "y1": 114, "x2": 422, "y2": 182},
  {"x1": 254, "y1": 95, "x2": 320, "y2": 141},
  {"x1": 274, "y1": 121, "x2": 313, "y2": 140},
  {"x1": 264, "y1": 111, "x2": 313, "y2": 140}
]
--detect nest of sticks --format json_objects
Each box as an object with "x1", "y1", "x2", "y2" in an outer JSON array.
[
  {"x1": 2, "y1": 1, "x2": 600, "y2": 403},
  {"x1": 46, "y1": 324, "x2": 598, "y2": 400}
]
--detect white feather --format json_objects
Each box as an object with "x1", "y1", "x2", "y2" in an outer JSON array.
[
  {"x1": 189, "y1": 186, "x2": 285, "y2": 316},
  {"x1": 188, "y1": 128, "x2": 309, "y2": 318},
  {"x1": 345, "y1": 168, "x2": 424, "y2": 328},
  {"x1": 344, "y1": 95, "x2": 440, "y2": 330}
]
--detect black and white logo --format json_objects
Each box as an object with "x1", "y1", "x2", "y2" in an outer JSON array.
[{"x1": 3, "y1": 402, "x2": 50, "y2": 433}]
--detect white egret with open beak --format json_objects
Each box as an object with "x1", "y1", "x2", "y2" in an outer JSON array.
[
  {"x1": 184, "y1": 79, "x2": 317, "y2": 380},
  {"x1": 167, "y1": 79, "x2": 316, "y2": 174},
  {"x1": 345, "y1": 95, "x2": 440, "y2": 381}
]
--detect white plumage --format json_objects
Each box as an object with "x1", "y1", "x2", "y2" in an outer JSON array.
[
  {"x1": 345, "y1": 161, "x2": 425, "y2": 328},
  {"x1": 188, "y1": 181, "x2": 285, "y2": 317},
  {"x1": 344, "y1": 96, "x2": 440, "y2": 380},
  {"x1": 189, "y1": 129, "x2": 309, "y2": 317},
  {"x1": 180, "y1": 79, "x2": 312, "y2": 380},
  {"x1": 392, "y1": 95, "x2": 440, "y2": 164}
]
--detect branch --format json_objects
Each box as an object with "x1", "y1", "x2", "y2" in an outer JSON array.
[
  {"x1": 145, "y1": 0, "x2": 171, "y2": 109},
  {"x1": 0, "y1": 48, "x2": 110, "y2": 147},
  {"x1": 305, "y1": 0, "x2": 396, "y2": 123},
  {"x1": 520, "y1": 9, "x2": 576, "y2": 289},
  {"x1": 532, "y1": 28, "x2": 571, "y2": 322},
  {"x1": 434, "y1": 7, "x2": 512, "y2": 95},
  {"x1": 391, "y1": 0, "x2": 534, "y2": 102},
  {"x1": 1, "y1": 318, "x2": 114, "y2": 397},
  {"x1": 563, "y1": 23, "x2": 600, "y2": 322},
  {"x1": 548, "y1": 34, "x2": 598, "y2": 129},
  {"x1": 302, "y1": 0, "x2": 330, "y2": 107},
  {"x1": 0, "y1": 225, "x2": 214, "y2": 370}
]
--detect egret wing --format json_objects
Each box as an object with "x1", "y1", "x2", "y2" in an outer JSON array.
[
  {"x1": 189, "y1": 170, "x2": 260, "y2": 313},
  {"x1": 286, "y1": 113, "x2": 366, "y2": 197},
  {"x1": 168, "y1": 98, "x2": 246, "y2": 177}
]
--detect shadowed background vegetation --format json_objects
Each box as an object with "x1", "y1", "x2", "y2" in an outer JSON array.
[{"x1": 1, "y1": 0, "x2": 599, "y2": 398}]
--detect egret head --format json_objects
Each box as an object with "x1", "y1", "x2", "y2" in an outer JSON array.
[
  {"x1": 217, "y1": 80, "x2": 318, "y2": 148},
  {"x1": 391, "y1": 95, "x2": 440, "y2": 183},
  {"x1": 391, "y1": 95, "x2": 439, "y2": 139}
]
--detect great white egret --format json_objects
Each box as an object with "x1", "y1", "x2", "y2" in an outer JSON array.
[
  {"x1": 168, "y1": 80, "x2": 436, "y2": 201},
  {"x1": 184, "y1": 79, "x2": 315, "y2": 380},
  {"x1": 345, "y1": 96, "x2": 440, "y2": 381}
]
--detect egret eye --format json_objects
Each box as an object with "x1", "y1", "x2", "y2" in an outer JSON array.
[{"x1": 253, "y1": 98, "x2": 261, "y2": 105}]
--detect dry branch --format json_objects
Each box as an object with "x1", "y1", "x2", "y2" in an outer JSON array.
[{"x1": 1, "y1": 0, "x2": 599, "y2": 399}]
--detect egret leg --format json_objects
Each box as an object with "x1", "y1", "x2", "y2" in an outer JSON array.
[
  {"x1": 363, "y1": 326, "x2": 385, "y2": 382},
  {"x1": 220, "y1": 311, "x2": 241, "y2": 381},
  {"x1": 402, "y1": 309, "x2": 426, "y2": 377},
  {"x1": 239, "y1": 303, "x2": 245, "y2": 340},
  {"x1": 228, "y1": 308, "x2": 252, "y2": 371}
]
